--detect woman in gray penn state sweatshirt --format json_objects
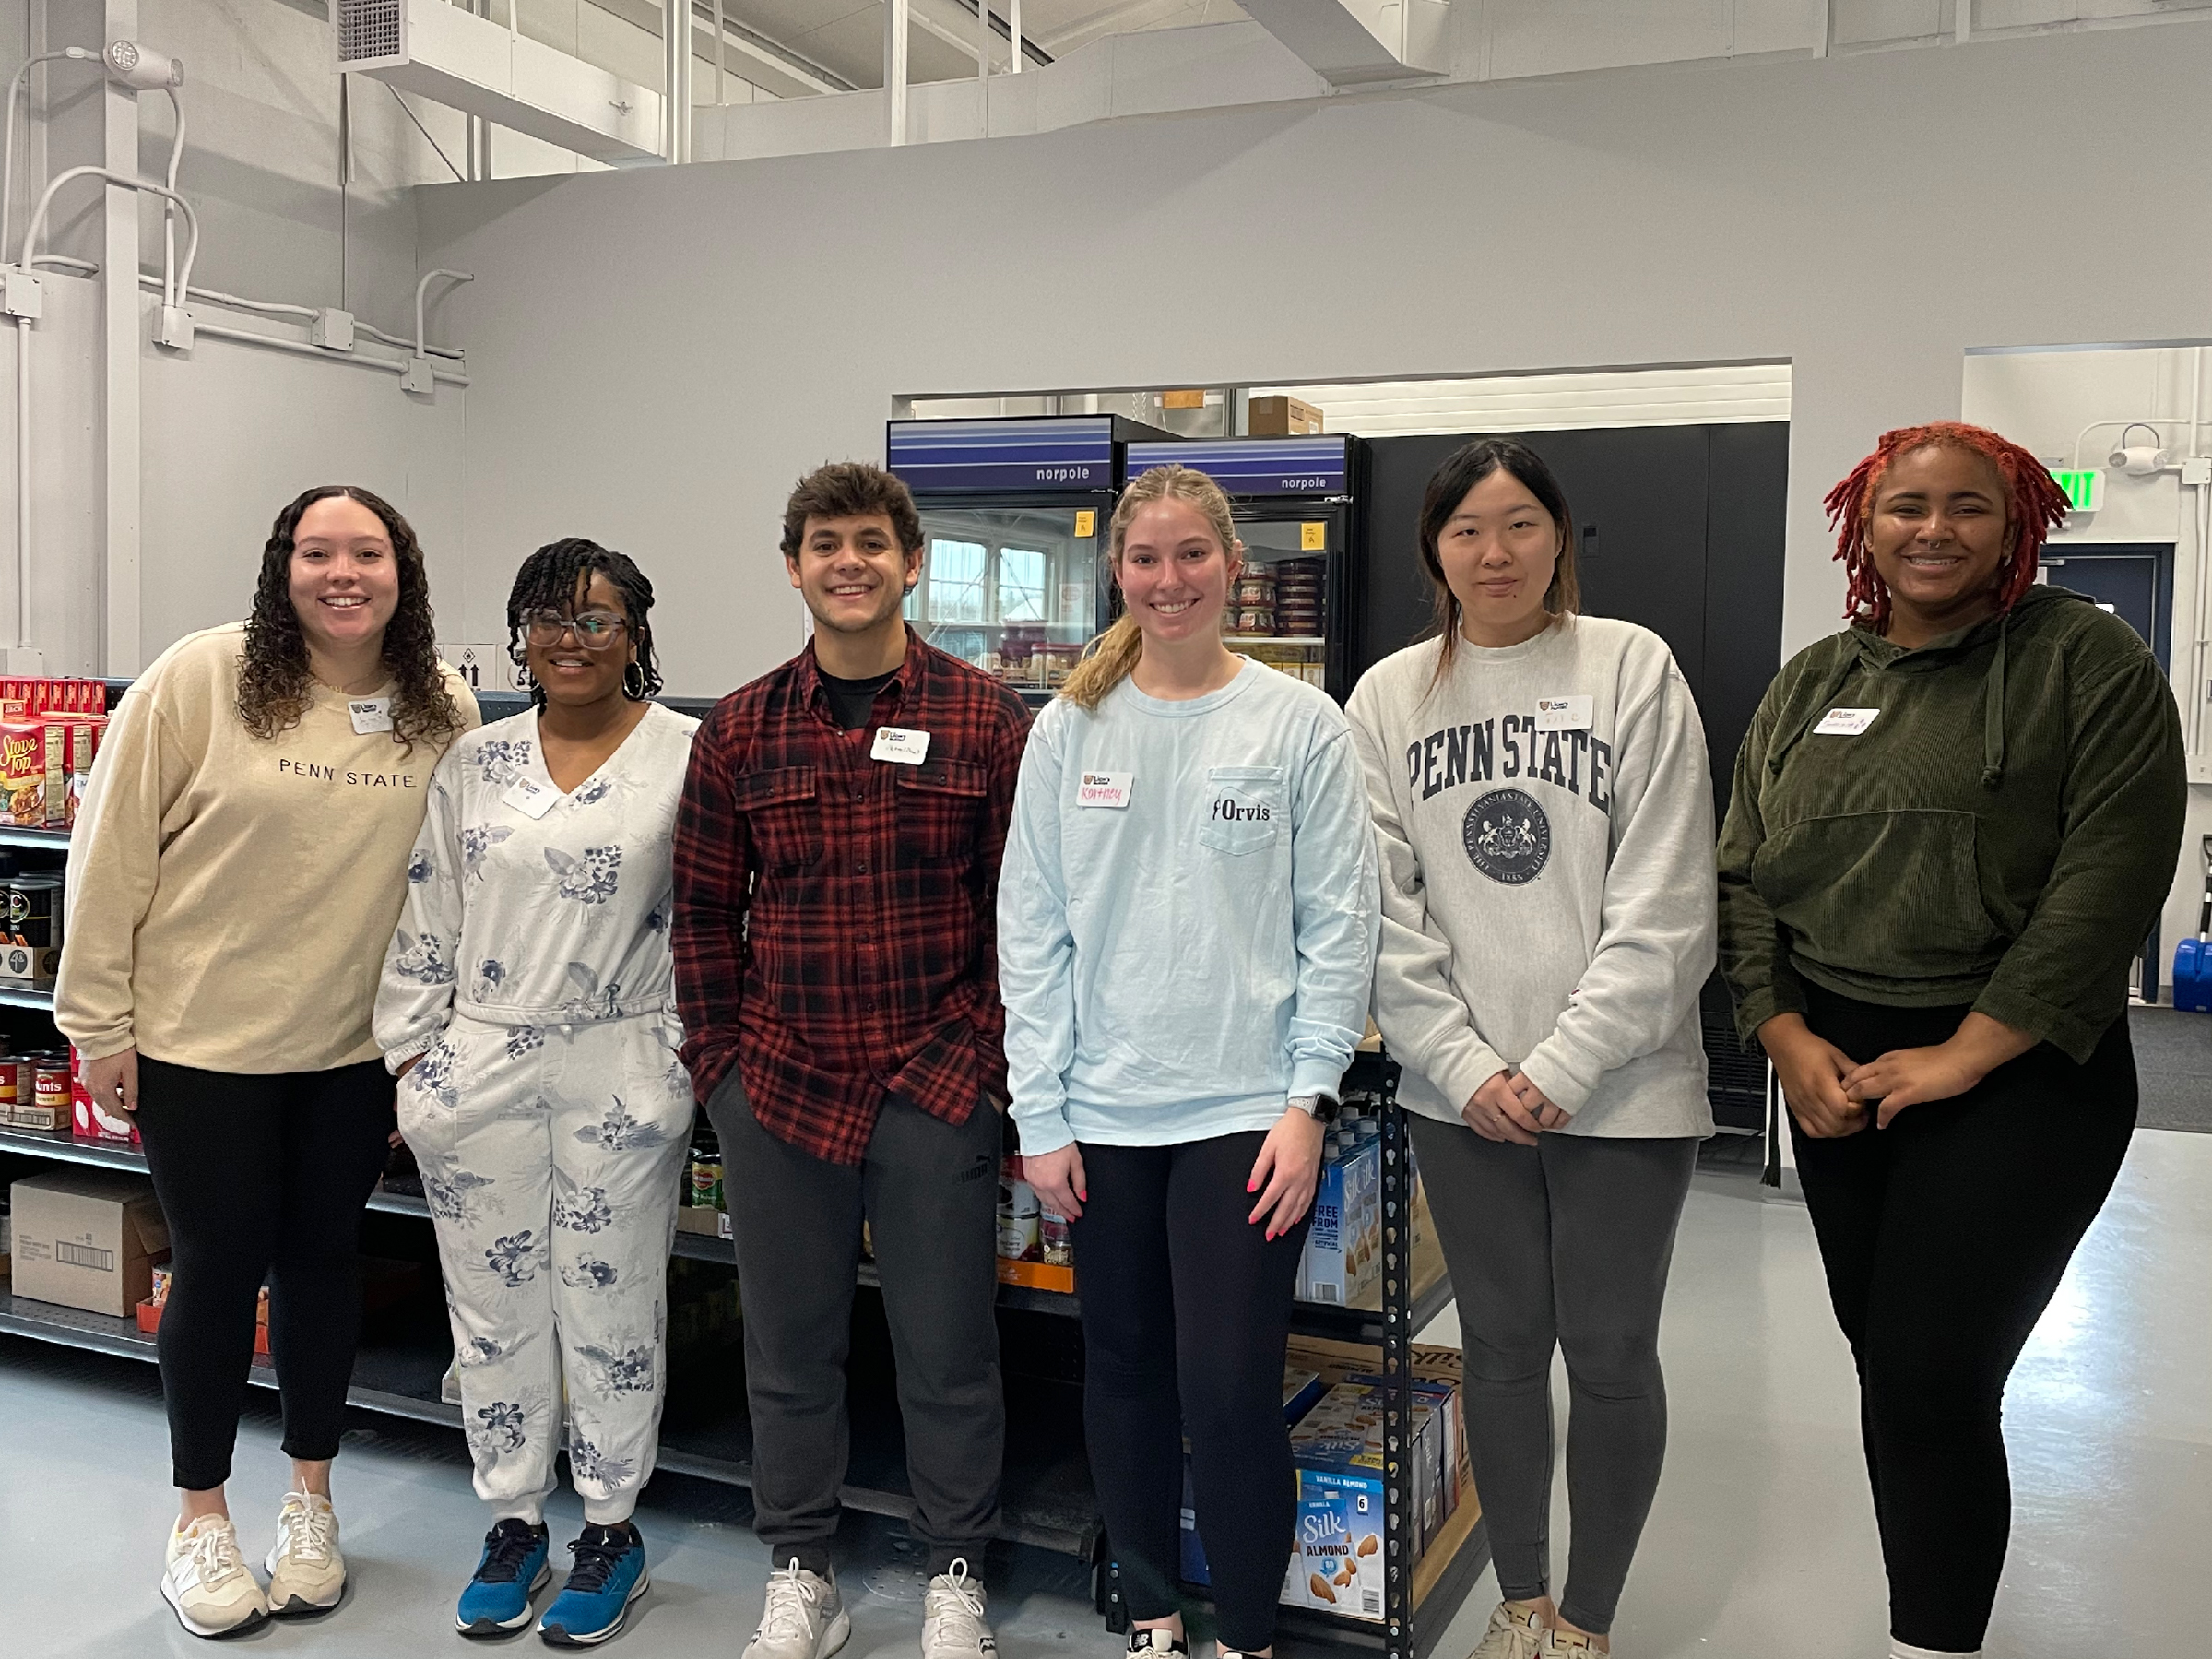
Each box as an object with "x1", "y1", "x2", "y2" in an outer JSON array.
[{"x1": 1346, "y1": 440, "x2": 1716, "y2": 1659}]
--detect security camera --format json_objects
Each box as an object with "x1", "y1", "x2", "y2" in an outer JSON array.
[{"x1": 104, "y1": 40, "x2": 183, "y2": 90}]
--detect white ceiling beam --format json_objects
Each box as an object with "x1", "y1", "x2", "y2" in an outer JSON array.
[{"x1": 1236, "y1": 0, "x2": 1449, "y2": 83}]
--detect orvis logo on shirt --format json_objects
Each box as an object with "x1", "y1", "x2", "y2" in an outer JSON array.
[
  {"x1": 1210, "y1": 793, "x2": 1272, "y2": 824},
  {"x1": 1462, "y1": 788, "x2": 1550, "y2": 885}
]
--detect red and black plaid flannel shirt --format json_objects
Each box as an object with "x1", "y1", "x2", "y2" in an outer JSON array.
[{"x1": 672, "y1": 632, "x2": 1031, "y2": 1165}]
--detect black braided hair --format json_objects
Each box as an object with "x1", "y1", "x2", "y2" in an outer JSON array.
[{"x1": 505, "y1": 538, "x2": 663, "y2": 706}]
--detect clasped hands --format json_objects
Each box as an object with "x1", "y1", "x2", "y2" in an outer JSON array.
[
  {"x1": 1460, "y1": 1068, "x2": 1568, "y2": 1146},
  {"x1": 1757, "y1": 1011, "x2": 2035, "y2": 1139}
]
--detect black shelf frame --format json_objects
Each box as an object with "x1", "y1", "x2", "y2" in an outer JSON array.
[{"x1": 2, "y1": 1043, "x2": 1479, "y2": 1651}]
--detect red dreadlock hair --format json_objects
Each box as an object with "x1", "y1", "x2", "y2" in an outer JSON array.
[{"x1": 1823, "y1": 421, "x2": 2070, "y2": 628}]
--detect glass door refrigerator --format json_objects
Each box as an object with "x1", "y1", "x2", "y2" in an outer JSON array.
[
  {"x1": 887, "y1": 415, "x2": 1175, "y2": 704},
  {"x1": 1123, "y1": 434, "x2": 1366, "y2": 702}
]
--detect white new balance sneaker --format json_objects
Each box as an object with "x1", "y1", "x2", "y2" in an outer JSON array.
[
  {"x1": 1470, "y1": 1601, "x2": 1547, "y2": 1659},
  {"x1": 920, "y1": 1558, "x2": 995, "y2": 1659},
  {"x1": 265, "y1": 1490, "x2": 347, "y2": 1615},
  {"x1": 161, "y1": 1514, "x2": 270, "y2": 1638},
  {"x1": 743, "y1": 1559, "x2": 851, "y2": 1659}
]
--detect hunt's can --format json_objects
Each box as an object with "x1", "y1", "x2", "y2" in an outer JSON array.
[
  {"x1": 0, "y1": 1055, "x2": 21, "y2": 1111},
  {"x1": 7, "y1": 872, "x2": 61, "y2": 946}
]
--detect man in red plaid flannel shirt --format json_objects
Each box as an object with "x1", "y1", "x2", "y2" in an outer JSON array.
[{"x1": 674, "y1": 462, "x2": 1029, "y2": 1659}]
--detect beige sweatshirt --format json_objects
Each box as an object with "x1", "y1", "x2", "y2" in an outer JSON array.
[{"x1": 56, "y1": 623, "x2": 479, "y2": 1072}]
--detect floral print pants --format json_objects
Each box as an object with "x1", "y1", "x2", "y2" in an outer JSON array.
[{"x1": 397, "y1": 1009, "x2": 693, "y2": 1524}]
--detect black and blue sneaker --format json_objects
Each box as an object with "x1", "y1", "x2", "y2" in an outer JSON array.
[
  {"x1": 538, "y1": 1522, "x2": 650, "y2": 1648},
  {"x1": 457, "y1": 1518, "x2": 552, "y2": 1638}
]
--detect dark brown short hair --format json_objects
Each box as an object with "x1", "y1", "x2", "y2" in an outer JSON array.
[{"x1": 781, "y1": 462, "x2": 923, "y2": 561}]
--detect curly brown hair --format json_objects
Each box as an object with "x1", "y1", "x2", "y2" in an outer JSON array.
[{"x1": 236, "y1": 485, "x2": 466, "y2": 752}]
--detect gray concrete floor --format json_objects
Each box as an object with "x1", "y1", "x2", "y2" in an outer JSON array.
[{"x1": 3, "y1": 1132, "x2": 2207, "y2": 1657}]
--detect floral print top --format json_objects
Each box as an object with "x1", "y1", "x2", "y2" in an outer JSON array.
[{"x1": 374, "y1": 703, "x2": 700, "y2": 1066}]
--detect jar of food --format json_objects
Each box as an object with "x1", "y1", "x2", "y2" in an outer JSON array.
[{"x1": 1234, "y1": 607, "x2": 1275, "y2": 636}]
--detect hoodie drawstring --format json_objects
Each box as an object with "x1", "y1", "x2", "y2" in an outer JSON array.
[{"x1": 1981, "y1": 607, "x2": 2011, "y2": 790}]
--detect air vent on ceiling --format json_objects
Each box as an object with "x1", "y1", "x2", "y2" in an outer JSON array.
[
  {"x1": 329, "y1": 0, "x2": 663, "y2": 166},
  {"x1": 335, "y1": 0, "x2": 406, "y2": 67}
]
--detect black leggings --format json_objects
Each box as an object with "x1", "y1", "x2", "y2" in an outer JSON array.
[
  {"x1": 133, "y1": 1055, "x2": 397, "y2": 1492},
  {"x1": 1792, "y1": 986, "x2": 2135, "y2": 1653},
  {"x1": 1069, "y1": 1134, "x2": 1309, "y2": 1653}
]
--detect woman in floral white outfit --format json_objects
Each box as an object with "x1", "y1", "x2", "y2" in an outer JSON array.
[{"x1": 375, "y1": 539, "x2": 697, "y2": 1645}]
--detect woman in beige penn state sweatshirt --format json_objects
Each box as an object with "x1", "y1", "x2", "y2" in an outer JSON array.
[{"x1": 56, "y1": 485, "x2": 476, "y2": 1638}]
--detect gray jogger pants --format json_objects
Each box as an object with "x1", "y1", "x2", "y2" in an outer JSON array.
[{"x1": 708, "y1": 1073, "x2": 1005, "y2": 1577}]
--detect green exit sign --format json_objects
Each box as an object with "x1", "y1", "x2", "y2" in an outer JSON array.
[{"x1": 2051, "y1": 468, "x2": 2104, "y2": 513}]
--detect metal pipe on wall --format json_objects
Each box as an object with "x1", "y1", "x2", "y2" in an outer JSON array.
[
  {"x1": 886, "y1": 0, "x2": 910, "y2": 146},
  {"x1": 1011, "y1": 1, "x2": 1022, "y2": 72},
  {"x1": 666, "y1": 0, "x2": 692, "y2": 161}
]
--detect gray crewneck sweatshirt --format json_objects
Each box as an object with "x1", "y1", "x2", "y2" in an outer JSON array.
[{"x1": 1345, "y1": 616, "x2": 1716, "y2": 1137}]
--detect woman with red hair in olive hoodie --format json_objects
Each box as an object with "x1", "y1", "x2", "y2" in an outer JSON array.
[{"x1": 1718, "y1": 422, "x2": 2185, "y2": 1659}]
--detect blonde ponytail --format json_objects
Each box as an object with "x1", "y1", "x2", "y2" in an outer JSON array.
[
  {"x1": 1058, "y1": 463, "x2": 1241, "y2": 712},
  {"x1": 1060, "y1": 614, "x2": 1143, "y2": 711}
]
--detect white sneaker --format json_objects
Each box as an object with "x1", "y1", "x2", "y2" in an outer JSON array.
[
  {"x1": 161, "y1": 1515, "x2": 270, "y2": 1638},
  {"x1": 744, "y1": 1559, "x2": 851, "y2": 1659},
  {"x1": 1540, "y1": 1629, "x2": 1601, "y2": 1654},
  {"x1": 1470, "y1": 1600, "x2": 1546, "y2": 1659},
  {"x1": 921, "y1": 1559, "x2": 995, "y2": 1659},
  {"x1": 265, "y1": 1490, "x2": 348, "y2": 1615}
]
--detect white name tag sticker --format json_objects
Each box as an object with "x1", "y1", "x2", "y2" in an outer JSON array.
[
  {"x1": 348, "y1": 696, "x2": 393, "y2": 734},
  {"x1": 503, "y1": 777, "x2": 558, "y2": 819},
  {"x1": 1532, "y1": 695, "x2": 1592, "y2": 732},
  {"x1": 870, "y1": 726, "x2": 932, "y2": 765},
  {"x1": 1076, "y1": 771, "x2": 1132, "y2": 810},
  {"x1": 1814, "y1": 706, "x2": 1881, "y2": 737}
]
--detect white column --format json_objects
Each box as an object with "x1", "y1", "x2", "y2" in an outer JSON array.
[
  {"x1": 1011, "y1": 0, "x2": 1022, "y2": 71},
  {"x1": 102, "y1": 0, "x2": 140, "y2": 674}
]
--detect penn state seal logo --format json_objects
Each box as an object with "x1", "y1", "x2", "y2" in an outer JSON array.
[{"x1": 1461, "y1": 788, "x2": 1550, "y2": 885}]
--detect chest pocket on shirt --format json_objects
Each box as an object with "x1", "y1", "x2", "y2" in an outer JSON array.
[
  {"x1": 734, "y1": 766, "x2": 819, "y2": 871},
  {"x1": 895, "y1": 758, "x2": 989, "y2": 862},
  {"x1": 1199, "y1": 765, "x2": 1286, "y2": 856}
]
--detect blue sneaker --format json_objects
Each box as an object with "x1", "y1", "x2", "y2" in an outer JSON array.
[
  {"x1": 538, "y1": 1523, "x2": 650, "y2": 1647},
  {"x1": 456, "y1": 1518, "x2": 552, "y2": 1638}
]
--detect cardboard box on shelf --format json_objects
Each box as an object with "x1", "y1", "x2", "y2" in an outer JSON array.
[
  {"x1": 1248, "y1": 396, "x2": 1323, "y2": 437},
  {"x1": 9, "y1": 1168, "x2": 170, "y2": 1317},
  {"x1": 674, "y1": 1204, "x2": 730, "y2": 1239}
]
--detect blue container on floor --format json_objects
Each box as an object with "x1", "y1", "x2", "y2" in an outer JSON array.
[{"x1": 2174, "y1": 938, "x2": 2212, "y2": 1012}]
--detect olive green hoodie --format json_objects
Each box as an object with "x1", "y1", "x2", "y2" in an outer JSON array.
[{"x1": 1718, "y1": 584, "x2": 2185, "y2": 1063}]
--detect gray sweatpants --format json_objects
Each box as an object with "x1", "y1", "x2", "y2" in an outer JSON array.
[
  {"x1": 1408, "y1": 1117, "x2": 1697, "y2": 1637},
  {"x1": 708, "y1": 1074, "x2": 1005, "y2": 1579}
]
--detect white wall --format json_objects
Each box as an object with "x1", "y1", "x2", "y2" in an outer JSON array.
[
  {"x1": 418, "y1": 21, "x2": 2212, "y2": 692},
  {"x1": 138, "y1": 298, "x2": 469, "y2": 662},
  {"x1": 1964, "y1": 346, "x2": 2212, "y2": 993}
]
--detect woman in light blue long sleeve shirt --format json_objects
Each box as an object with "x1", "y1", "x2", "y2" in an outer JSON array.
[{"x1": 999, "y1": 464, "x2": 1379, "y2": 1659}]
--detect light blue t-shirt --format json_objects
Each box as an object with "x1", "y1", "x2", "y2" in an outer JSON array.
[{"x1": 998, "y1": 658, "x2": 1381, "y2": 1155}]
